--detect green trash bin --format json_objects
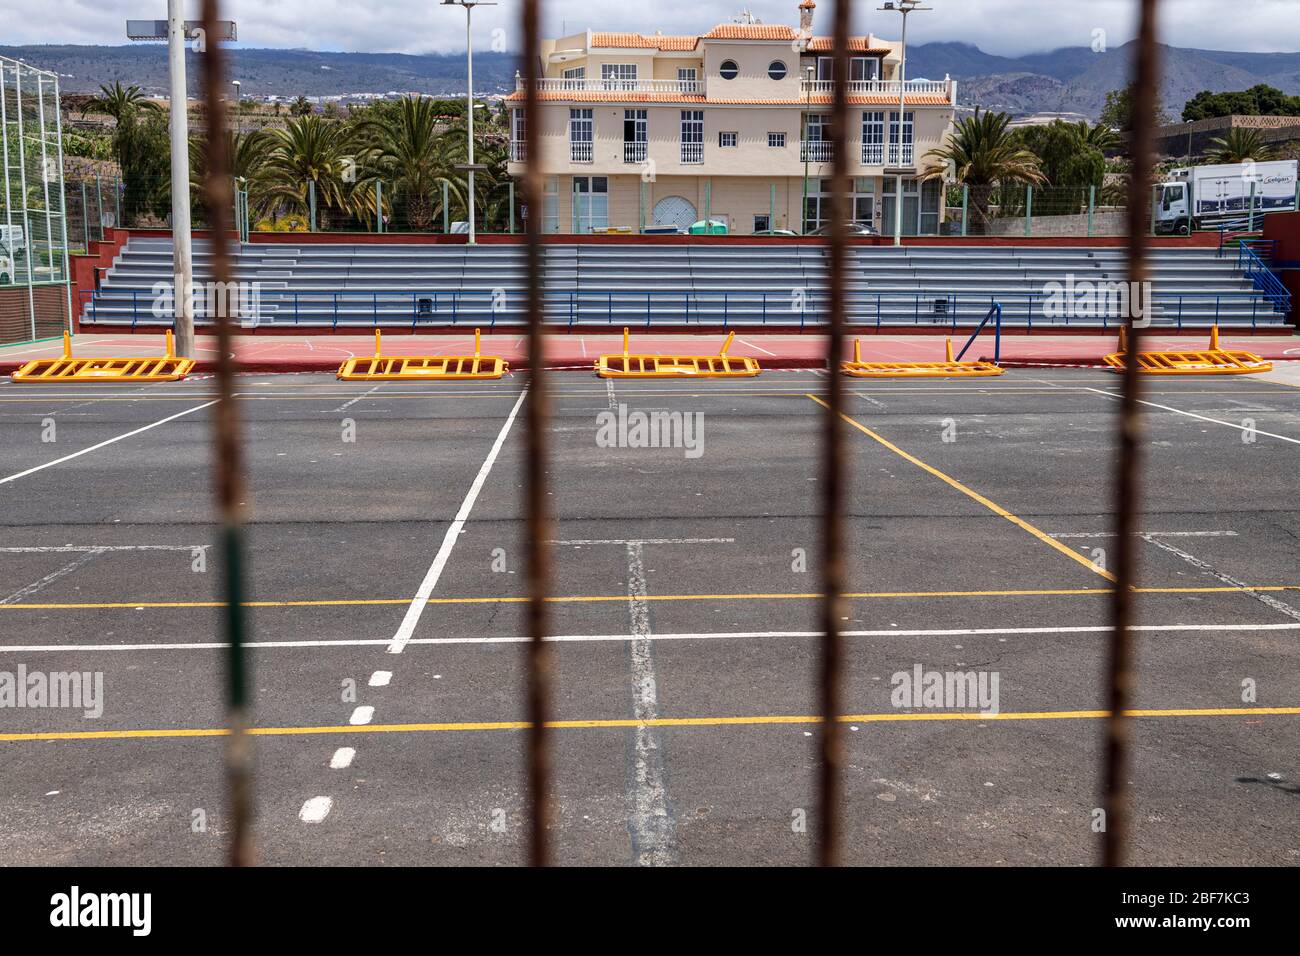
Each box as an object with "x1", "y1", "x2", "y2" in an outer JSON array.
[{"x1": 688, "y1": 219, "x2": 728, "y2": 235}]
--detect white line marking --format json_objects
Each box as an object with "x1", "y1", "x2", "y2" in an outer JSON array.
[
  {"x1": 549, "y1": 538, "x2": 734, "y2": 546},
  {"x1": 1050, "y1": 531, "x2": 1238, "y2": 539},
  {"x1": 368, "y1": 671, "x2": 392, "y2": 687},
  {"x1": 1081, "y1": 387, "x2": 1300, "y2": 445},
  {"x1": 329, "y1": 748, "x2": 356, "y2": 769},
  {"x1": 626, "y1": 541, "x2": 677, "y2": 866},
  {"x1": 0, "y1": 545, "x2": 209, "y2": 553},
  {"x1": 299, "y1": 796, "x2": 332, "y2": 822},
  {"x1": 1, "y1": 550, "x2": 104, "y2": 605},
  {"x1": 739, "y1": 337, "x2": 777, "y2": 357},
  {"x1": 386, "y1": 389, "x2": 528, "y2": 654},
  {"x1": 333, "y1": 384, "x2": 382, "y2": 413},
  {"x1": 1137, "y1": 534, "x2": 1300, "y2": 623},
  {"x1": 0, "y1": 400, "x2": 218, "y2": 485},
  {"x1": 349, "y1": 706, "x2": 375, "y2": 725},
  {"x1": 12, "y1": 621, "x2": 1300, "y2": 653}
]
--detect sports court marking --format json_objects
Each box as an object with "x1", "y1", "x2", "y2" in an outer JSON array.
[
  {"x1": 8, "y1": 583, "x2": 1300, "y2": 612},
  {"x1": 6, "y1": 620, "x2": 1299, "y2": 653},
  {"x1": 1081, "y1": 386, "x2": 1300, "y2": 445},
  {"x1": 807, "y1": 394, "x2": 1116, "y2": 582},
  {"x1": 4, "y1": 706, "x2": 1298, "y2": 744},
  {"x1": 0, "y1": 399, "x2": 218, "y2": 485}
]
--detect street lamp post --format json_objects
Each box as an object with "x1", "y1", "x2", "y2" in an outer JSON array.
[
  {"x1": 232, "y1": 79, "x2": 241, "y2": 132},
  {"x1": 879, "y1": 1, "x2": 930, "y2": 246},
  {"x1": 442, "y1": 0, "x2": 496, "y2": 245}
]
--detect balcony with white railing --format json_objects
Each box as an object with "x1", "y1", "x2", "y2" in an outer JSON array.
[
  {"x1": 801, "y1": 140, "x2": 834, "y2": 164},
  {"x1": 799, "y1": 77, "x2": 954, "y2": 102},
  {"x1": 886, "y1": 142, "x2": 915, "y2": 166},
  {"x1": 680, "y1": 142, "x2": 704, "y2": 165},
  {"x1": 570, "y1": 141, "x2": 594, "y2": 163},
  {"x1": 519, "y1": 76, "x2": 706, "y2": 97},
  {"x1": 624, "y1": 141, "x2": 648, "y2": 164},
  {"x1": 861, "y1": 142, "x2": 884, "y2": 165},
  {"x1": 510, "y1": 141, "x2": 526, "y2": 162}
]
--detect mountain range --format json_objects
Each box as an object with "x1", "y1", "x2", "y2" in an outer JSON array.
[{"x1": 5, "y1": 41, "x2": 1300, "y2": 120}]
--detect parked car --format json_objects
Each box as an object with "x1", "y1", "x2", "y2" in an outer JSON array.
[
  {"x1": 807, "y1": 222, "x2": 880, "y2": 237},
  {"x1": 751, "y1": 229, "x2": 800, "y2": 237}
]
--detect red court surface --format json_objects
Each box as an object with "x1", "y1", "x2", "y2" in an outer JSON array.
[{"x1": 2, "y1": 329, "x2": 1297, "y2": 374}]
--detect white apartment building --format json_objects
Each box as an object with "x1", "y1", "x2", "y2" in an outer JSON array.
[{"x1": 506, "y1": 1, "x2": 957, "y2": 236}]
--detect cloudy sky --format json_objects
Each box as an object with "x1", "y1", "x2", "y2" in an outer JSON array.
[{"x1": 3, "y1": 0, "x2": 1297, "y2": 57}]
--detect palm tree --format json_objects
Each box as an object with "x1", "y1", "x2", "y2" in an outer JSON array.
[
  {"x1": 1075, "y1": 121, "x2": 1121, "y2": 153},
  {"x1": 358, "y1": 96, "x2": 467, "y2": 231},
  {"x1": 1206, "y1": 128, "x2": 1278, "y2": 164},
  {"x1": 90, "y1": 82, "x2": 161, "y2": 124},
  {"x1": 190, "y1": 129, "x2": 275, "y2": 220},
  {"x1": 923, "y1": 109, "x2": 1047, "y2": 230},
  {"x1": 260, "y1": 115, "x2": 360, "y2": 227}
]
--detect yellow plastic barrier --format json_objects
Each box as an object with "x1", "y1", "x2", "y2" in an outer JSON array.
[
  {"x1": 12, "y1": 330, "x2": 195, "y2": 383},
  {"x1": 1102, "y1": 326, "x2": 1272, "y2": 375},
  {"x1": 841, "y1": 338, "x2": 1005, "y2": 378},
  {"x1": 337, "y1": 328, "x2": 508, "y2": 381},
  {"x1": 594, "y1": 328, "x2": 761, "y2": 379}
]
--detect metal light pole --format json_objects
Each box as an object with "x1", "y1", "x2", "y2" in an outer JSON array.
[
  {"x1": 879, "y1": 1, "x2": 930, "y2": 246},
  {"x1": 232, "y1": 79, "x2": 241, "y2": 133},
  {"x1": 443, "y1": 0, "x2": 496, "y2": 245},
  {"x1": 167, "y1": 0, "x2": 195, "y2": 355}
]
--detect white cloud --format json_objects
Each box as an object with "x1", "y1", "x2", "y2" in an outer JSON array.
[{"x1": 1, "y1": 0, "x2": 1297, "y2": 57}]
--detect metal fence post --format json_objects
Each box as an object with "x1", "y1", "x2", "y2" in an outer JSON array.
[
  {"x1": 376, "y1": 180, "x2": 383, "y2": 233},
  {"x1": 443, "y1": 181, "x2": 450, "y2": 233},
  {"x1": 961, "y1": 184, "x2": 969, "y2": 237},
  {"x1": 1025, "y1": 185, "x2": 1033, "y2": 238},
  {"x1": 1088, "y1": 185, "x2": 1095, "y2": 238},
  {"x1": 309, "y1": 179, "x2": 317, "y2": 232}
]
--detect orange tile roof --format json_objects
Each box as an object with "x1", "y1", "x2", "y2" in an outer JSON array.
[
  {"x1": 590, "y1": 32, "x2": 696, "y2": 50},
  {"x1": 805, "y1": 38, "x2": 893, "y2": 53},
  {"x1": 702, "y1": 24, "x2": 800, "y2": 40}
]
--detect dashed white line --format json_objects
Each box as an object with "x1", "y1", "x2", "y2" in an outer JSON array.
[
  {"x1": 368, "y1": 671, "x2": 392, "y2": 687},
  {"x1": 333, "y1": 384, "x2": 383, "y2": 413},
  {"x1": 1081, "y1": 386, "x2": 1300, "y2": 445},
  {"x1": 349, "y1": 706, "x2": 375, "y2": 726},
  {"x1": 299, "y1": 796, "x2": 333, "y2": 822},
  {"x1": 329, "y1": 748, "x2": 356, "y2": 770}
]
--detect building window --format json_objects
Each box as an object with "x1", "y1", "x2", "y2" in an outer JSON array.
[
  {"x1": 804, "y1": 178, "x2": 877, "y2": 233},
  {"x1": 802, "y1": 114, "x2": 832, "y2": 162},
  {"x1": 754, "y1": 214, "x2": 771, "y2": 233},
  {"x1": 861, "y1": 110, "x2": 885, "y2": 164},
  {"x1": 542, "y1": 176, "x2": 558, "y2": 234},
  {"x1": 601, "y1": 64, "x2": 637, "y2": 91},
  {"x1": 511, "y1": 108, "x2": 526, "y2": 162},
  {"x1": 768, "y1": 60, "x2": 787, "y2": 80},
  {"x1": 677, "y1": 68, "x2": 700, "y2": 94},
  {"x1": 719, "y1": 59, "x2": 739, "y2": 80},
  {"x1": 624, "y1": 109, "x2": 648, "y2": 164},
  {"x1": 719, "y1": 131, "x2": 737, "y2": 148},
  {"x1": 888, "y1": 110, "x2": 915, "y2": 165},
  {"x1": 768, "y1": 132, "x2": 786, "y2": 148},
  {"x1": 562, "y1": 67, "x2": 586, "y2": 90},
  {"x1": 569, "y1": 108, "x2": 593, "y2": 163},
  {"x1": 572, "y1": 176, "x2": 608, "y2": 233},
  {"x1": 818, "y1": 56, "x2": 878, "y2": 82},
  {"x1": 681, "y1": 110, "x2": 704, "y2": 164}
]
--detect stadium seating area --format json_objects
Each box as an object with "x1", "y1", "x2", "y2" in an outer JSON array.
[{"x1": 78, "y1": 238, "x2": 1292, "y2": 330}]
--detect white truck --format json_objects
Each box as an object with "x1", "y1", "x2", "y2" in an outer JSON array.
[
  {"x1": 1154, "y1": 159, "x2": 1298, "y2": 235},
  {"x1": 0, "y1": 225, "x2": 21, "y2": 284}
]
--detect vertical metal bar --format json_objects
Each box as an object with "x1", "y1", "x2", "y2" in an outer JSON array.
[
  {"x1": 961, "y1": 183, "x2": 968, "y2": 237},
  {"x1": 1088, "y1": 185, "x2": 1095, "y2": 238},
  {"x1": 201, "y1": 0, "x2": 255, "y2": 868},
  {"x1": 815, "y1": 0, "x2": 851, "y2": 868},
  {"x1": 309, "y1": 179, "x2": 317, "y2": 232},
  {"x1": 376, "y1": 180, "x2": 383, "y2": 233},
  {"x1": 53, "y1": 72, "x2": 72, "y2": 329},
  {"x1": 443, "y1": 180, "x2": 450, "y2": 233},
  {"x1": 1103, "y1": 0, "x2": 1160, "y2": 870},
  {"x1": 13, "y1": 63, "x2": 37, "y2": 339},
  {"x1": 521, "y1": 0, "x2": 552, "y2": 868}
]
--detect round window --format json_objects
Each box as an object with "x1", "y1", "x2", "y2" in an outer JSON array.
[
  {"x1": 719, "y1": 60, "x2": 739, "y2": 80},
  {"x1": 768, "y1": 60, "x2": 787, "y2": 80}
]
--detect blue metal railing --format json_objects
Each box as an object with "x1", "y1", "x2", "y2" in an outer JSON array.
[
  {"x1": 955, "y1": 302, "x2": 1002, "y2": 363},
  {"x1": 79, "y1": 285, "x2": 1289, "y2": 331},
  {"x1": 1237, "y1": 243, "x2": 1291, "y2": 316}
]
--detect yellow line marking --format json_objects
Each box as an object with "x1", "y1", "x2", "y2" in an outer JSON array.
[
  {"x1": 809, "y1": 393, "x2": 1116, "y2": 582},
  {"x1": 3, "y1": 706, "x2": 1296, "y2": 743},
  {"x1": 5, "y1": 584, "x2": 1300, "y2": 611}
]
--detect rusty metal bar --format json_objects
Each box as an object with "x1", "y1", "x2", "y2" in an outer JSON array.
[
  {"x1": 816, "y1": 0, "x2": 852, "y2": 867},
  {"x1": 521, "y1": 0, "x2": 553, "y2": 867},
  {"x1": 1103, "y1": 0, "x2": 1161, "y2": 868},
  {"x1": 201, "y1": 0, "x2": 255, "y2": 867}
]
